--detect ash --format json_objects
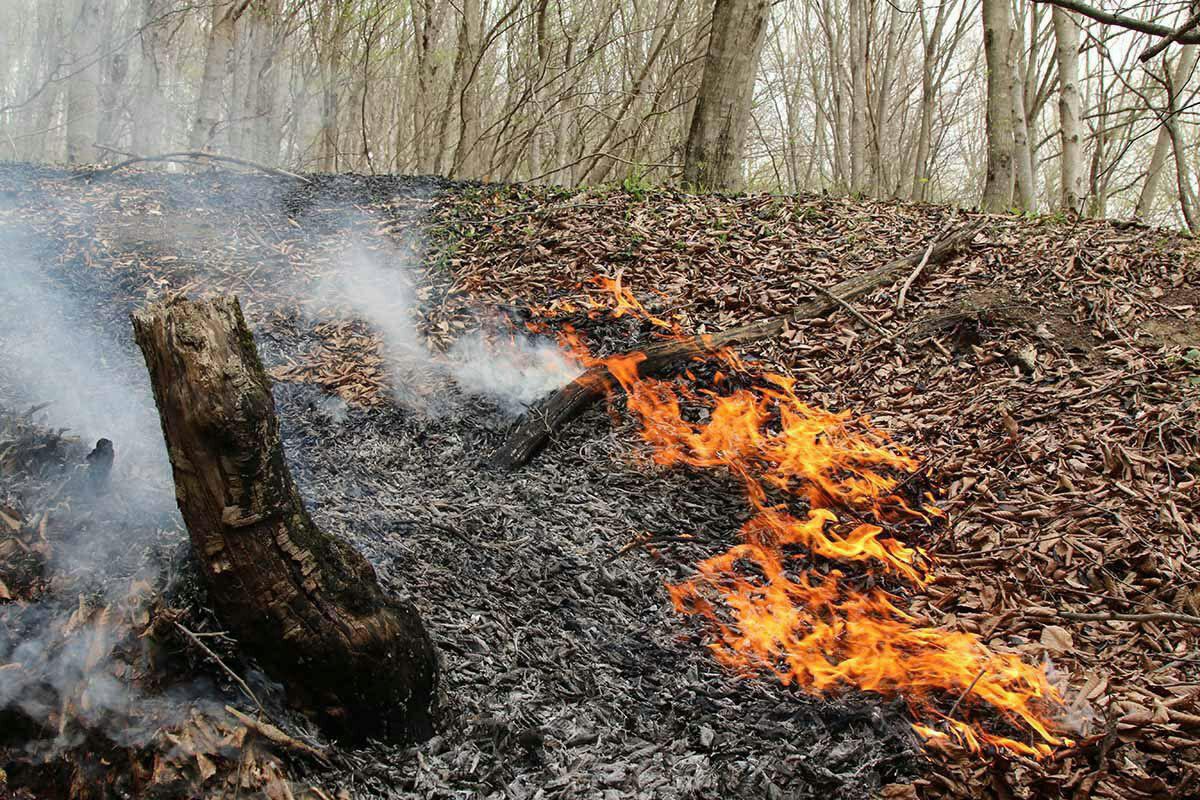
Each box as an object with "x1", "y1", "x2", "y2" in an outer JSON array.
[
  {"x1": 0, "y1": 164, "x2": 921, "y2": 798},
  {"x1": 275, "y1": 381, "x2": 920, "y2": 799}
]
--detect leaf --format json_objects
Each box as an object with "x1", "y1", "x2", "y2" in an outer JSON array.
[{"x1": 1040, "y1": 625, "x2": 1074, "y2": 654}]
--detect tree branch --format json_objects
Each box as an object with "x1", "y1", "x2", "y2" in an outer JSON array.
[
  {"x1": 1031, "y1": 0, "x2": 1200, "y2": 44},
  {"x1": 1140, "y1": 9, "x2": 1200, "y2": 62}
]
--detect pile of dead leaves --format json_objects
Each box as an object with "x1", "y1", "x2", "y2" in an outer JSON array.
[{"x1": 421, "y1": 185, "x2": 1199, "y2": 799}]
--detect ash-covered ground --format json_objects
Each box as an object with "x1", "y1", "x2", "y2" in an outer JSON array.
[{"x1": 0, "y1": 165, "x2": 921, "y2": 799}]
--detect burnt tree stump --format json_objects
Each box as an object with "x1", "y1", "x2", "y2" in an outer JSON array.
[{"x1": 132, "y1": 296, "x2": 438, "y2": 742}]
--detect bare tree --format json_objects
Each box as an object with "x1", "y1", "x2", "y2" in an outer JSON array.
[
  {"x1": 1051, "y1": 5, "x2": 1084, "y2": 212},
  {"x1": 683, "y1": 0, "x2": 772, "y2": 190},
  {"x1": 981, "y1": 0, "x2": 1016, "y2": 211}
]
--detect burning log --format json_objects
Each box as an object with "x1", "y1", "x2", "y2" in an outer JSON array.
[
  {"x1": 492, "y1": 222, "x2": 983, "y2": 469},
  {"x1": 131, "y1": 296, "x2": 438, "y2": 743}
]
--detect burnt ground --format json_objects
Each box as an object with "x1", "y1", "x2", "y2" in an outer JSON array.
[
  {"x1": 0, "y1": 164, "x2": 919, "y2": 799},
  {"x1": 1, "y1": 162, "x2": 1198, "y2": 799}
]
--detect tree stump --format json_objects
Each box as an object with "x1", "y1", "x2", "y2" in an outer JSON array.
[{"x1": 132, "y1": 296, "x2": 438, "y2": 742}]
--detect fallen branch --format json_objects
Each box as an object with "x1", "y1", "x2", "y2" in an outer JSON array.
[
  {"x1": 1026, "y1": 608, "x2": 1200, "y2": 628},
  {"x1": 225, "y1": 706, "x2": 330, "y2": 764},
  {"x1": 77, "y1": 150, "x2": 313, "y2": 184},
  {"x1": 491, "y1": 221, "x2": 983, "y2": 469},
  {"x1": 792, "y1": 276, "x2": 892, "y2": 339}
]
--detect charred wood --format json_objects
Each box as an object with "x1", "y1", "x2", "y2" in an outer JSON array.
[
  {"x1": 131, "y1": 296, "x2": 438, "y2": 743},
  {"x1": 491, "y1": 222, "x2": 983, "y2": 470}
]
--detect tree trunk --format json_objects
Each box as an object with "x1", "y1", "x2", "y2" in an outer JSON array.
[
  {"x1": 912, "y1": 0, "x2": 947, "y2": 202},
  {"x1": 847, "y1": 0, "x2": 868, "y2": 193},
  {"x1": 1051, "y1": 7, "x2": 1085, "y2": 213},
  {"x1": 1010, "y1": 6, "x2": 1036, "y2": 212},
  {"x1": 981, "y1": 0, "x2": 1015, "y2": 212},
  {"x1": 189, "y1": 1, "x2": 251, "y2": 151},
  {"x1": 131, "y1": 296, "x2": 439, "y2": 743},
  {"x1": 133, "y1": 0, "x2": 170, "y2": 155},
  {"x1": 451, "y1": 0, "x2": 484, "y2": 179},
  {"x1": 681, "y1": 0, "x2": 771, "y2": 191},
  {"x1": 1136, "y1": 45, "x2": 1198, "y2": 218},
  {"x1": 64, "y1": 0, "x2": 104, "y2": 164}
]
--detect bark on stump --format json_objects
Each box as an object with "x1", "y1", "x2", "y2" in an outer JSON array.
[{"x1": 132, "y1": 296, "x2": 438, "y2": 743}]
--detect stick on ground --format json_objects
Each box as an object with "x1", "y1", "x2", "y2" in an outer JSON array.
[{"x1": 491, "y1": 221, "x2": 983, "y2": 470}]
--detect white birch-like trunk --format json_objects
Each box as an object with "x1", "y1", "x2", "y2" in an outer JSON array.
[
  {"x1": 1051, "y1": 7, "x2": 1084, "y2": 213},
  {"x1": 189, "y1": 1, "x2": 248, "y2": 151},
  {"x1": 981, "y1": 0, "x2": 1015, "y2": 212}
]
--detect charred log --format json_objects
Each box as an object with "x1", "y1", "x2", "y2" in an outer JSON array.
[
  {"x1": 131, "y1": 296, "x2": 438, "y2": 743},
  {"x1": 491, "y1": 222, "x2": 982, "y2": 470}
]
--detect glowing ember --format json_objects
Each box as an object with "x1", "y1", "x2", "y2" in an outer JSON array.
[{"x1": 547, "y1": 277, "x2": 1068, "y2": 757}]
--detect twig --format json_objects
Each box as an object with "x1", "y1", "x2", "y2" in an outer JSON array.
[
  {"x1": 173, "y1": 620, "x2": 264, "y2": 712},
  {"x1": 793, "y1": 276, "x2": 891, "y2": 339},
  {"x1": 947, "y1": 666, "x2": 988, "y2": 721},
  {"x1": 896, "y1": 223, "x2": 954, "y2": 312},
  {"x1": 77, "y1": 150, "x2": 313, "y2": 184},
  {"x1": 1025, "y1": 608, "x2": 1200, "y2": 627},
  {"x1": 225, "y1": 705, "x2": 331, "y2": 764}
]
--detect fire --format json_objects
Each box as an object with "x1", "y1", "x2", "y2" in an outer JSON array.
[{"x1": 549, "y1": 277, "x2": 1068, "y2": 757}]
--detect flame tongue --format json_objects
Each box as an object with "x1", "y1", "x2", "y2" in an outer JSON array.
[{"x1": 553, "y1": 278, "x2": 1067, "y2": 757}]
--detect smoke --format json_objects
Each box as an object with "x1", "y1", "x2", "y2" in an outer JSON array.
[
  {"x1": 305, "y1": 210, "x2": 582, "y2": 416},
  {"x1": 0, "y1": 237, "x2": 171, "y2": 497},
  {"x1": 0, "y1": 196, "x2": 183, "y2": 747}
]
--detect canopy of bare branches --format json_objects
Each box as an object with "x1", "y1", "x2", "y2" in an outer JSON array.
[{"x1": 0, "y1": 0, "x2": 1197, "y2": 224}]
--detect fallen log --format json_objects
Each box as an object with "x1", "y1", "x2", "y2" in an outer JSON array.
[
  {"x1": 491, "y1": 221, "x2": 983, "y2": 470},
  {"x1": 132, "y1": 296, "x2": 438, "y2": 743}
]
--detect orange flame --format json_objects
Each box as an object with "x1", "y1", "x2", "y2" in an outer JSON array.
[{"x1": 552, "y1": 277, "x2": 1068, "y2": 757}]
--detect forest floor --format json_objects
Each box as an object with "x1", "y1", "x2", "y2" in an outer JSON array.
[{"x1": 0, "y1": 163, "x2": 1197, "y2": 799}]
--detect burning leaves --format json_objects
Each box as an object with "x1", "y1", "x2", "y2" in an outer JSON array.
[{"x1": 561, "y1": 278, "x2": 1068, "y2": 758}]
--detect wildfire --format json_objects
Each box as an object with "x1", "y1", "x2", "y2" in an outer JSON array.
[{"x1": 545, "y1": 276, "x2": 1068, "y2": 758}]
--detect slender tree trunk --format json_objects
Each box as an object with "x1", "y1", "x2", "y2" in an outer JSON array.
[
  {"x1": 871, "y1": 1, "x2": 903, "y2": 197},
  {"x1": 64, "y1": 0, "x2": 104, "y2": 164},
  {"x1": 1010, "y1": 5, "x2": 1035, "y2": 211},
  {"x1": 411, "y1": 0, "x2": 446, "y2": 174},
  {"x1": 682, "y1": 0, "x2": 772, "y2": 190},
  {"x1": 981, "y1": 0, "x2": 1016, "y2": 211},
  {"x1": 190, "y1": 1, "x2": 251, "y2": 151},
  {"x1": 847, "y1": 0, "x2": 868, "y2": 193},
  {"x1": 250, "y1": 0, "x2": 284, "y2": 164},
  {"x1": 1051, "y1": 7, "x2": 1084, "y2": 213},
  {"x1": 1164, "y1": 68, "x2": 1199, "y2": 232},
  {"x1": 451, "y1": 0, "x2": 484, "y2": 179},
  {"x1": 1011, "y1": 64, "x2": 1035, "y2": 211},
  {"x1": 1136, "y1": 45, "x2": 1198, "y2": 218},
  {"x1": 132, "y1": 297, "x2": 439, "y2": 743},
  {"x1": 912, "y1": 1, "x2": 944, "y2": 201},
  {"x1": 132, "y1": 0, "x2": 170, "y2": 155}
]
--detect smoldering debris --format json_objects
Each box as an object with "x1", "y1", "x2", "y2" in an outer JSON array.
[
  {"x1": 303, "y1": 210, "x2": 582, "y2": 415},
  {"x1": 0, "y1": 165, "x2": 923, "y2": 800}
]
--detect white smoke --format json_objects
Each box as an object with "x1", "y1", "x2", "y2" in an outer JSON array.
[{"x1": 306, "y1": 211, "x2": 582, "y2": 415}]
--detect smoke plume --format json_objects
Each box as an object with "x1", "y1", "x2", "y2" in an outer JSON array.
[{"x1": 306, "y1": 210, "x2": 581, "y2": 416}]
